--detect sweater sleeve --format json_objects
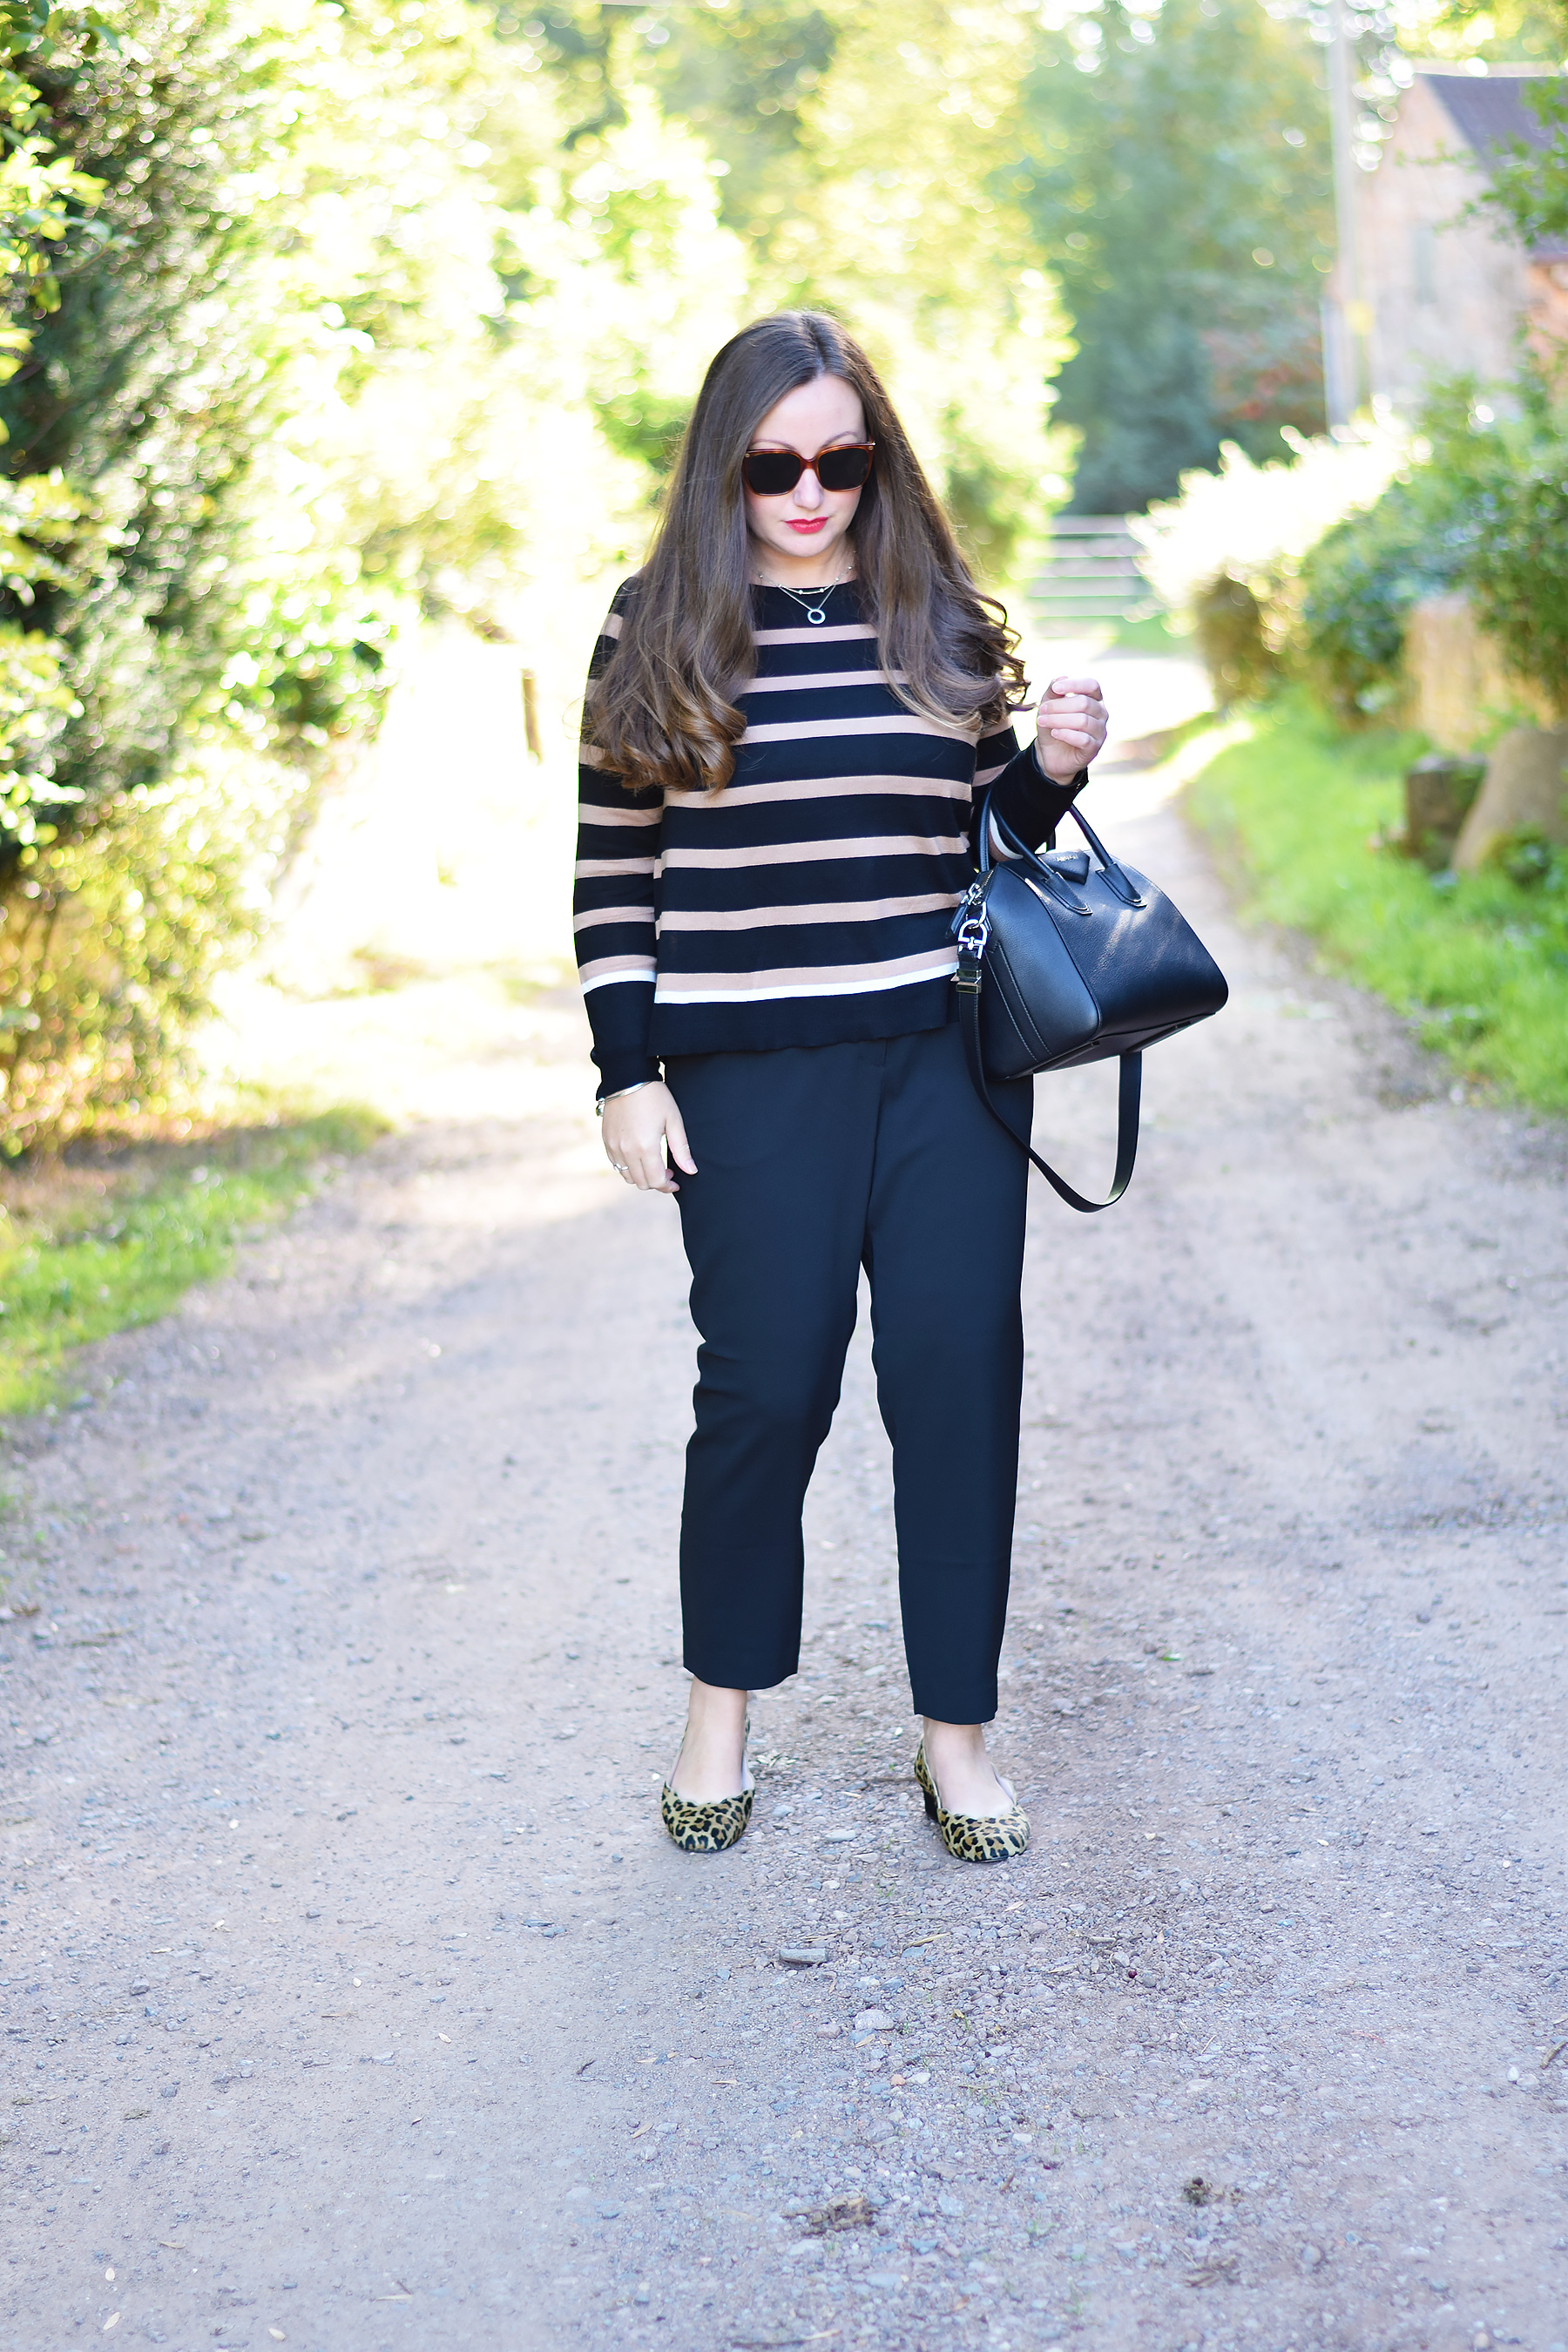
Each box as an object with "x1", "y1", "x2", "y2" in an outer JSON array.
[
  {"x1": 970, "y1": 719, "x2": 1087, "y2": 858},
  {"x1": 572, "y1": 583, "x2": 663, "y2": 1099}
]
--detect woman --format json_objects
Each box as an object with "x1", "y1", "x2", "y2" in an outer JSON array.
[{"x1": 574, "y1": 312, "x2": 1107, "y2": 1863}]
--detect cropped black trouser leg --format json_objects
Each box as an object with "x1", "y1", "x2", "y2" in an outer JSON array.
[{"x1": 666, "y1": 1022, "x2": 1031, "y2": 1726}]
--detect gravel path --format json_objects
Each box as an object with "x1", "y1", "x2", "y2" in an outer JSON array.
[{"x1": 3, "y1": 758, "x2": 1566, "y2": 2352}]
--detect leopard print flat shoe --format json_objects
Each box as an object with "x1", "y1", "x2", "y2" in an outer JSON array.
[
  {"x1": 659, "y1": 1777, "x2": 754, "y2": 1854},
  {"x1": 660, "y1": 1720, "x2": 754, "y2": 1855},
  {"x1": 914, "y1": 1740, "x2": 1030, "y2": 1865}
]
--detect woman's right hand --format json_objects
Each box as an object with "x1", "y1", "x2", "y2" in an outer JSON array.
[{"x1": 600, "y1": 1080, "x2": 696, "y2": 1195}]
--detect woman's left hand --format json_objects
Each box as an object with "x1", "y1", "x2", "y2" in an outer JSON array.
[{"x1": 1035, "y1": 674, "x2": 1108, "y2": 784}]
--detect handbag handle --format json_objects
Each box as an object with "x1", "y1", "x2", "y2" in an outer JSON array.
[{"x1": 983, "y1": 794, "x2": 1146, "y2": 911}]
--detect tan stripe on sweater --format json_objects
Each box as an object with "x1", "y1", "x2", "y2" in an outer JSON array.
[
  {"x1": 659, "y1": 891, "x2": 958, "y2": 934},
  {"x1": 572, "y1": 904, "x2": 657, "y2": 933},
  {"x1": 662, "y1": 832, "x2": 968, "y2": 870},
  {"x1": 665, "y1": 771, "x2": 970, "y2": 812},
  {"x1": 573, "y1": 855, "x2": 658, "y2": 879}
]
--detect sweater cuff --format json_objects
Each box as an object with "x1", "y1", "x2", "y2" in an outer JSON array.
[
  {"x1": 986, "y1": 740, "x2": 1086, "y2": 852},
  {"x1": 593, "y1": 1051, "x2": 662, "y2": 1104},
  {"x1": 1022, "y1": 746, "x2": 1088, "y2": 850},
  {"x1": 1034, "y1": 744, "x2": 1090, "y2": 800}
]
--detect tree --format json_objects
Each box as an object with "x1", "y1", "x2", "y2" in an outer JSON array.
[
  {"x1": 489, "y1": 0, "x2": 1071, "y2": 588},
  {"x1": 1015, "y1": 0, "x2": 1335, "y2": 512},
  {"x1": 646, "y1": 0, "x2": 840, "y2": 235},
  {"x1": 0, "y1": 3, "x2": 400, "y2": 1142},
  {"x1": 0, "y1": 0, "x2": 551, "y2": 1146},
  {"x1": 0, "y1": 3, "x2": 415, "y2": 872}
]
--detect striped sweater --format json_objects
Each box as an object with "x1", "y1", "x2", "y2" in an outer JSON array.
[{"x1": 572, "y1": 578, "x2": 1082, "y2": 1095}]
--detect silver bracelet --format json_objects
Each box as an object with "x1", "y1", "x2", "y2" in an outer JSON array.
[{"x1": 594, "y1": 1080, "x2": 654, "y2": 1119}]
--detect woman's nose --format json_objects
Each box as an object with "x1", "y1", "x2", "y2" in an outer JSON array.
[{"x1": 793, "y1": 465, "x2": 824, "y2": 512}]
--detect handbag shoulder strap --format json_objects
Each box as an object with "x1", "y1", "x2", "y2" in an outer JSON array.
[{"x1": 956, "y1": 979, "x2": 1141, "y2": 1212}]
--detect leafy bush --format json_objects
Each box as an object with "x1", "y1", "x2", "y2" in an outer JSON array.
[
  {"x1": 0, "y1": 752, "x2": 299, "y2": 1152},
  {"x1": 1493, "y1": 827, "x2": 1563, "y2": 893},
  {"x1": 1460, "y1": 429, "x2": 1568, "y2": 721},
  {"x1": 1191, "y1": 572, "x2": 1280, "y2": 706},
  {"x1": 1, "y1": 6, "x2": 396, "y2": 839},
  {"x1": 1130, "y1": 424, "x2": 1404, "y2": 708},
  {"x1": 0, "y1": 3, "x2": 417, "y2": 1152},
  {"x1": 1295, "y1": 466, "x2": 1477, "y2": 723},
  {"x1": 1295, "y1": 374, "x2": 1568, "y2": 726}
]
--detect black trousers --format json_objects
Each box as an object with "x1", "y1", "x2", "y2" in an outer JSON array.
[{"x1": 666, "y1": 1021, "x2": 1031, "y2": 1724}]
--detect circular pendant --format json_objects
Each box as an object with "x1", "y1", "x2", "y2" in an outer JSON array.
[{"x1": 807, "y1": 605, "x2": 826, "y2": 625}]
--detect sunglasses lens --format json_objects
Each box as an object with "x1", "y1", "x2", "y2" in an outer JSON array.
[
  {"x1": 743, "y1": 450, "x2": 804, "y2": 496},
  {"x1": 816, "y1": 444, "x2": 874, "y2": 490}
]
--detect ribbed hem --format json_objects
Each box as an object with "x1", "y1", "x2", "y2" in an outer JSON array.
[
  {"x1": 652, "y1": 976, "x2": 953, "y2": 1063},
  {"x1": 594, "y1": 1052, "x2": 661, "y2": 1102}
]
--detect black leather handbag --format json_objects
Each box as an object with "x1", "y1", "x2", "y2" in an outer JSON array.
[{"x1": 952, "y1": 793, "x2": 1229, "y2": 1213}]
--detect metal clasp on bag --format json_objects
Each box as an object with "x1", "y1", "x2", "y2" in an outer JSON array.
[{"x1": 952, "y1": 882, "x2": 990, "y2": 992}]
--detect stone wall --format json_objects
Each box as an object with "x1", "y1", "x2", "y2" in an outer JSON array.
[{"x1": 1403, "y1": 593, "x2": 1553, "y2": 754}]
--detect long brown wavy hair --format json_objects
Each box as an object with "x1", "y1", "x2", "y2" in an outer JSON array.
[{"x1": 591, "y1": 310, "x2": 1028, "y2": 794}]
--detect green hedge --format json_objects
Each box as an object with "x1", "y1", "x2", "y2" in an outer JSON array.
[
  {"x1": 1188, "y1": 694, "x2": 1568, "y2": 1115},
  {"x1": 1294, "y1": 375, "x2": 1568, "y2": 729},
  {"x1": 1295, "y1": 468, "x2": 1473, "y2": 723}
]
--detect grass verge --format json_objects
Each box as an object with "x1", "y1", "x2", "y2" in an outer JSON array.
[
  {"x1": 1188, "y1": 692, "x2": 1568, "y2": 1115},
  {"x1": 0, "y1": 1105, "x2": 388, "y2": 1421}
]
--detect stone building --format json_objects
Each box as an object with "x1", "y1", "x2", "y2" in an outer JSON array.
[{"x1": 1358, "y1": 63, "x2": 1568, "y2": 409}]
